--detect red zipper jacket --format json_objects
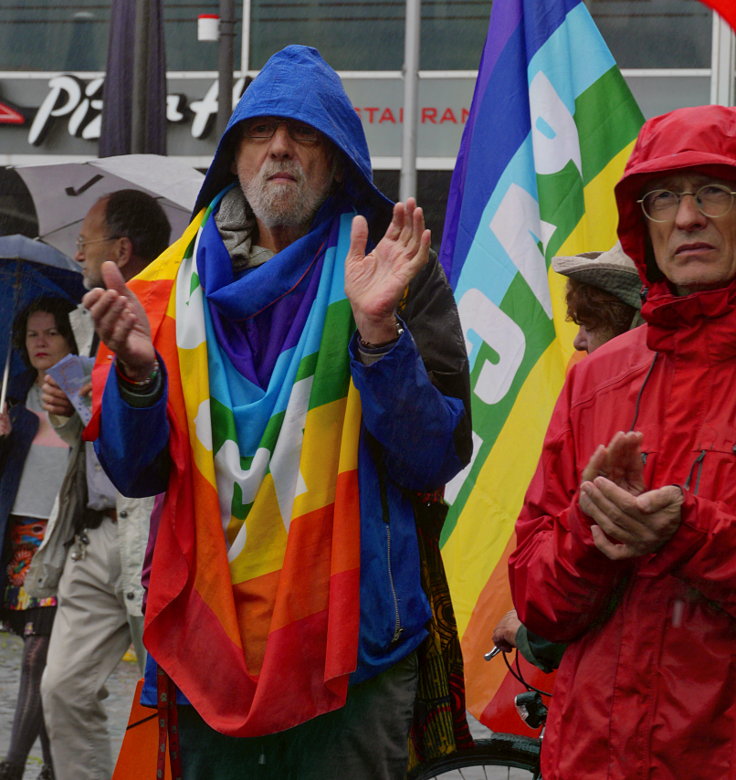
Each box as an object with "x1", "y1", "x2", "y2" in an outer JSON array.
[{"x1": 510, "y1": 106, "x2": 736, "y2": 779}]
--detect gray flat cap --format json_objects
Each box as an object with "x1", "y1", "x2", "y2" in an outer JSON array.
[{"x1": 551, "y1": 242, "x2": 642, "y2": 310}]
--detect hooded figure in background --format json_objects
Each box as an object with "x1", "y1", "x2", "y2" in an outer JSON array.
[
  {"x1": 82, "y1": 45, "x2": 472, "y2": 779},
  {"x1": 509, "y1": 104, "x2": 736, "y2": 779}
]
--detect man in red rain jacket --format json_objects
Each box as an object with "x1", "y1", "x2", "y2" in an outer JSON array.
[{"x1": 510, "y1": 105, "x2": 736, "y2": 778}]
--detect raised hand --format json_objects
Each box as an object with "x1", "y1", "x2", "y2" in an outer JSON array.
[
  {"x1": 581, "y1": 431, "x2": 646, "y2": 496},
  {"x1": 82, "y1": 261, "x2": 156, "y2": 380},
  {"x1": 345, "y1": 197, "x2": 431, "y2": 344}
]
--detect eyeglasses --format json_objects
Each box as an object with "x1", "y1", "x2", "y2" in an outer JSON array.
[
  {"x1": 638, "y1": 183, "x2": 736, "y2": 223},
  {"x1": 241, "y1": 117, "x2": 321, "y2": 145},
  {"x1": 75, "y1": 235, "x2": 119, "y2": 252}
]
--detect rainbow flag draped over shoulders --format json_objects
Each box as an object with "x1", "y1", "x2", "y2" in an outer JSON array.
[
  {"x1": 437, "y1": 0, "x2": 643, "y2": 730},
  {"x1": 97, "y1": 198, "x2": 364, "y2": 737}
]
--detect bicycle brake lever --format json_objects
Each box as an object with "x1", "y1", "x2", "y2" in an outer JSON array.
[{"x1": 484, "y1": 646, "x2": 502, "y2": 661}]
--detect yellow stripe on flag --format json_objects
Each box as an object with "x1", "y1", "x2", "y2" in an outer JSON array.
[{"x1": 444, "y1": 150, "x2": 632, "y2": 636}]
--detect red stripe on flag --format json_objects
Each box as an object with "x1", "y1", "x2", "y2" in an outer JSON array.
[{"x1": 145, "y1": 574, "x2": 358, "y2": 737}]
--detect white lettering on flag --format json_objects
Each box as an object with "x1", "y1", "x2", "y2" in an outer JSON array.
[
  {"x1": 490, "y1": 184, "x2": 554, "y2": 317},
  {"x1": 529, "y1": 70, "x2": 582, "y2": 176},
  {"x1": 458, "y1": 287, "x2": 525, "y2": 406}
]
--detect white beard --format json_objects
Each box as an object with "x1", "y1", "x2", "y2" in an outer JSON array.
[{"x1": 242, "y1": 161, "x2": 331, "y2": 230}]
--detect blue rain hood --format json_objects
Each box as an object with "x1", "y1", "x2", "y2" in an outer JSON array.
[{"x1": 194, "y1": 45, "x2": 393, "y2": 225}]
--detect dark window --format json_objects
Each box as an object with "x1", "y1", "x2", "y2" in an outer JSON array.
[
  {"x1": 373, "y1": 169, "x2": 454, "y2": 252},
  {"x1": 586, "y1": 0, "x2": 711, "y2": 69}
]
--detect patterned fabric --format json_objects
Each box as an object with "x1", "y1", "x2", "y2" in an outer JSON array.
[
  {"x1": 436, "y1": 0, "x2": 644, "y2": 730},
  {"x1": 408, "y1": 495, "x2": 473, "y2": 769},
  {"x1": 3, "y1": 516, "x2": 57, "y2": 611},
  {"x1": 92, "y1": 193, "x2": 364, "y2": 737}
]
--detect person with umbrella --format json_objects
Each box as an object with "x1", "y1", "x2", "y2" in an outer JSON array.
[
  {"x1": 0, "y1": 296, "x2": 79, "y2": 780},
  {"x1": 0, "y1": 235, "x2": 86, "y2": 414}
]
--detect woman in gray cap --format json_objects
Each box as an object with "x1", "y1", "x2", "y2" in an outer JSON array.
[{"x1": 552, "y1": 242, "x2": 642, "y2": 354}]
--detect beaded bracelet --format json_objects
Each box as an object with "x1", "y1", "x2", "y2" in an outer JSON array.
[
  {"x1": 116, "y1": 359, "x2": 160, "y2": 392},
  {"x1": 357, "y1": 319, "x2": 404, "y2": 350}
]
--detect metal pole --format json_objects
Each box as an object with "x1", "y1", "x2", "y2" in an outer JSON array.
[
  {"x1": 131, "y1": 0, "x2": 150, "y2": 153},
  {"x1": 710, "y1": 10, "x2": 735, "y2": 106},
  {"x1": 217, "y1": 0, "x2": 236, "y2": 137},
  {"x1": 400, "y1": 0, "x2": 420, "y2": 202},
  {"x1": 240, "y1": 0, "x2": 251, "y2": 76}
]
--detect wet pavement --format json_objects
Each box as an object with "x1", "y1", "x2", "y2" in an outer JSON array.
[{"x1": 0, "y1": 628, "x2": 140, "y2": 774}]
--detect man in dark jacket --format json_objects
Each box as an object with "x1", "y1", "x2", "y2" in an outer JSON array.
[
  {"x1": 82, "y1": 45, "x2": 471, "y2": 779},
  {"x1": 510, "y1": 105, "x2": 736, "y2": 778}
]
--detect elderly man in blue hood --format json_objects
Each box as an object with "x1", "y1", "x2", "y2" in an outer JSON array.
[{"x1": 82, "y1": 45, "x2": 472, "y2": 779}]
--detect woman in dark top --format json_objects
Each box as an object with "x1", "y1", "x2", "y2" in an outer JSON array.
[{"x1": 0, "y1": 296, "x2": 78, "y2": 780}]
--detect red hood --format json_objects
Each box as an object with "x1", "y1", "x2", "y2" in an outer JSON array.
[{"x1": 614, "y1": 105, "x2": 736, "y2": 289}]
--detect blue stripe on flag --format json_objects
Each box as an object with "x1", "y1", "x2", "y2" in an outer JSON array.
[
  {"x1": 440, "y1": 0, "x2": 582, "y2": 289},
  {"x1": 448, "y1": 1, "x2": 617, "y2": 328},
  {"x1": 528, "y1": 4, "x2": 615, "y2": 108}
]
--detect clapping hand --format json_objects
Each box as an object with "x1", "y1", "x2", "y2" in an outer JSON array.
[
  {"x1": 345, "y1": 198, "x2": 430, "y2": 345},
  {"x1": 579, "y1": 431, "x2": 683, "y2": 559}
]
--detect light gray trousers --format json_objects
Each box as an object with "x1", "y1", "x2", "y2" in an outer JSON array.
[{"x1": 41, "y1": 517, "x2": 145, "y2": 780}]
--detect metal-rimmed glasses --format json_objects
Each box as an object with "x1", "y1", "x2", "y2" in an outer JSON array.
[
  {"x1": 241, "y1": 117, "x2": 320, "y2": 145},
  {"x1": 75, "y1": 235, "x2": 119, "y2": 252},
  {"x1": 637, "y1": 183, "x2": 736, "y2": 223}
]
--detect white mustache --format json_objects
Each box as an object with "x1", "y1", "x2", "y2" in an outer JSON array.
[{"x1": 260, "y1": 162, "x2": 305, "y2": 184}]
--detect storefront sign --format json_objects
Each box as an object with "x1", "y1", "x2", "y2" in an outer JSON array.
[{"x1": 0, "y1": 72, "x2": 474, "y2": 164}]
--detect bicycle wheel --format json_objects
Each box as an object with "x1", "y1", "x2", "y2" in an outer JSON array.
[{"x1": 408, "y1": 733, "x2": 541, "y2": 779}]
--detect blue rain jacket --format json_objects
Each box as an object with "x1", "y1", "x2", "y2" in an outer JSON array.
[{"x1": 95, "y1": 44, "x2": 471, "y2": 693}]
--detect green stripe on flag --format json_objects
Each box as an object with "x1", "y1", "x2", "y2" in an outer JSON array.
[
  {"x1": 211, "y1": 396, "x2": 238, "y2": 452},
  {"x1": 304, "y1": 298, "x2": 354, "y2": 409},
  {"x1": 442, "y1": 276, "x2": 555, "y2": 541},
  {"x1": 577, "y1": 67, "x2": 644, "y2": 185},
  {"x1": 538, "y1": 160, "x2": 586, "y2": 260}
]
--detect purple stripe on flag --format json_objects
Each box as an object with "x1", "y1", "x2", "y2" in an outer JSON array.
[
  {"x1": 478, "y1": 1, "x2": 522, "y2": 94},
  {"x1": 438, "y1": 0, "x2": 580, "y2": 287}
]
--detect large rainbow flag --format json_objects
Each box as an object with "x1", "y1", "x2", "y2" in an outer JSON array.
[{"x1": 437, "y1": 0, "x2": 644, "y2": 730}]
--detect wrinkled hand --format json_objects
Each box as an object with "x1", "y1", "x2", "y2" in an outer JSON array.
[
  {"x1": 41, "y1": 375, "x2": 77, "y2": 417},
  {"x1": 581, "y1": 431, "x2": 646, "y2": 496},
  {"x1": 0, "y1": 406, "x2": 11, "y2": 437},
  {"x1": 345, "y1": 198, "x2": 430, "y2": 344},
  {"x1": 492, "y1": 609, "x2": 522, "y2": 653},
  {"x1": 82, "y1": 261, "x2": 156, "y2": 380},
  {"x1": 581, "y1": 479, "x2": 684, "y2": 560}
]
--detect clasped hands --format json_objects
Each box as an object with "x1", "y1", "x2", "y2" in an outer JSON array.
[{"x1": 579, "y1": 431, "x2": 683, "y2": 560}]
